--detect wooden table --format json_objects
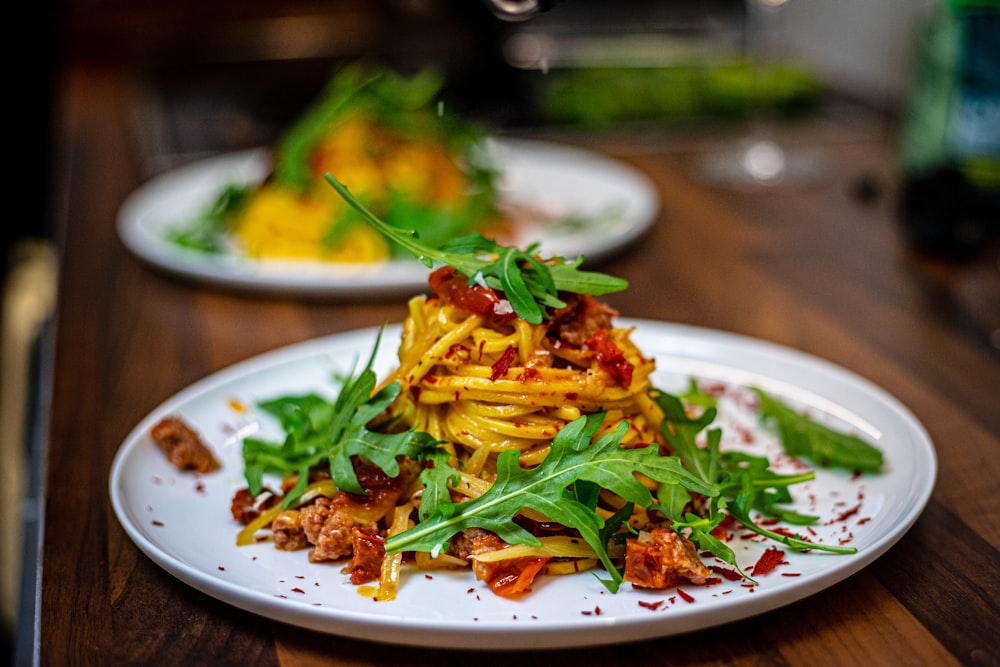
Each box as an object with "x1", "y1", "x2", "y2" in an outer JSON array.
[{"x1": 30, "y1": 57, "x2": 999, "y2": 666}]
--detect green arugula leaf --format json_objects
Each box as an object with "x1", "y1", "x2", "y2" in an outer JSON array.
[
  {"x1": 384, "y1": 412, "x2": 717, "y2": 591},
  {"x1": 650, "y1": 385, "x2": 860, "y2": 572},
  {"x1": 416, "y1": 445, "x2": 460, "y2": 521},
  {"x1": 241, "y1": 328, "x2": 440, "y2": 505},
  {"x1": 165, "y1": 184, "x2": 250, "y2": 254},
  {"x1": 753, "y1": 388, "x2": 884, "y2": 473},
  {"x1": 727, "y1": 473, "x2": 856, "y2": 554},
  {"x1": 324, "y1": 176, "x2": 628, "y2": 324}
]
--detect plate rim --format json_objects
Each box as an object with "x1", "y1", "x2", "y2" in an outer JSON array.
[{"x1": 108, "y1": 319, "x2": 937, "y2": 650}]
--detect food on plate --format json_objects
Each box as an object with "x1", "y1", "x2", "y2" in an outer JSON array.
[
  {"x1": 150, "y1": 416, "x2": 219, "y2": 473},
  {"x1": 166, "y1": 63, "x2": 505, "y2": 263},
  {"x1": 205, "y1": 179, "x2": 886, "y2": 601}
]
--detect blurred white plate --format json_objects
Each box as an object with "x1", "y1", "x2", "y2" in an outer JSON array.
[
  {"x1": 117, "y1": 138, "x2": 659, "y2": 299},
  {"x1": 109, "y1": 319, "x2": 936, "y2": 650}
]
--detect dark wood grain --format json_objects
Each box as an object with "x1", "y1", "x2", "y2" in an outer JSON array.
[{"x1": 34, "y1": 40, "x2": 999, "y2": 667}]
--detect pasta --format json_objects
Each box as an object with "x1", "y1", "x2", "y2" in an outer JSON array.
[{"x1": 384, "y1": 291, "x2": 663, "y2": 472}]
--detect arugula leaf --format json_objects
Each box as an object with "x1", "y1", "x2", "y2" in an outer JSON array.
[
  {"x1": 165, "y1": 184, "x2": 250, "y2": 254},
  {"x1": 242, "y1": 328, "x2": 440, "y2": 504},
  {"x1": 650, "y1": 386, "x2": 859, "y2": 570},
  {"x1": 384, "y1": 412, "x2": 717, "y2": 591},
  {"x1": 753, "y1": 388, "x2": 884, "y2": 473},
  {"x1": 416, "y1": 445, "x2": 460, "y2": 521},
  {"x1": 726, "y1": 473, "x2": 856, "y2": 554},
  {"x1": 324, "y1": 176, "x2": 628, "y2": 324}
]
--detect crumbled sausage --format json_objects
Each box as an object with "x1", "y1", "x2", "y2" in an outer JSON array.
[
  {"x1": 547, "y1": 294, "x2": 618, "y2": 347},
  {"x1": 230, "y1": 487, "x2": 280, "y2": 525},
  {"x1": 272, "y1": 509, "x2": 308, "y2": 551},
  {"x1": 300, "y1": 497, "x2": 379, "y2": 563},
  {"x1": 150, "y1": 417, "x2": 220, "y2": 473}
]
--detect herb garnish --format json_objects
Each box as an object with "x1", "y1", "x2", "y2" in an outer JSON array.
[
  {"x1": 383, "y1": 411, "x2": 717, "y2": 593},
  {"x1": 325, "y1": 175, "x2": 627, "y2": 324},
  {"x1": 241, "y1": 328, "x2": 441, "y2": 507},
  {"x1": 753, "y1": 388, "x2": 884, "y2": 473}
]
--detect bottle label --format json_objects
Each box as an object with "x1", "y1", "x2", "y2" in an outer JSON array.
[{"x1": 949, "y1": 10, "x2": 1000, "y2": 187}]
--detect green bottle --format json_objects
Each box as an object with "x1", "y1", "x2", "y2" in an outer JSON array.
[{"x1": 897, "y1": 0, "x2": 1000, "y2": 253}]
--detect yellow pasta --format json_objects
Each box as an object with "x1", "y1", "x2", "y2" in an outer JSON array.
[{"x1": 383, "y1": 294, "x2": 664, "y2": 475}]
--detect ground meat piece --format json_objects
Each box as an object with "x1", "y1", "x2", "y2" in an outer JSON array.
[
  {"x1": 347, "y1": 527, "x2": 386, "y2": 585},
  {"x1": 623, "y1": 527, "x2": 712, "y2": 589},
  {"x1": 300, "y1": 497, "x2": 379, "y2": 563},
  {"x1": 546, "y1": 294, "x2": 618, "y2": 347},
  {"x1": 271, "y1": 509, "x2": 308, "y2": 551},
  {"x1": 230, "y1": 487, "x2": 280, "y2": 525},
  {"x1": 447, "y1": 527, "x2": 507, "y2": 561},
  {"x1": 150, "y1": 417, "x2": 220, "y2": 473}
]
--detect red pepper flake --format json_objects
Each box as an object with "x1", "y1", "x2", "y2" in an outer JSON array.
[
  {"x1": 424, "y1": 574, "x2": 433, "y2": 580},
  {"x1": 710, "y1": 565, "x2": 743, "y2": 581},
  {"x1": 857, "y1": 517, "x2": 871, "y2": 525},
  {"x1": 676, "y1": 589, "x2": 695, "y2": 603},
  {"x1": 218, "y1": 566, "x2": 225, "y2": 571},
  {"x1": 638, "y1": 600, "x2": 664, "y2": 611},
  {"x1": 291, "y1": 587, "x2": 305, "y2": 594},
  {"x1": 490, "y1": 345, "x2": 517, "y2": 381},
  {"x1": 781, "y1": 572, "x2": 802, "y2": 577},
  {"x1": 466, "y1": 588, "x2": 476, "y2": 594},
  {"x1": 151, "y1": 520, "x2": 164, "y2": 527},
  {"x1": 750, "y1": 547, "x2": 786, "y2": 576},
  {"x1": 835, "y1": 503, "x2": 862, "y2": 522}
]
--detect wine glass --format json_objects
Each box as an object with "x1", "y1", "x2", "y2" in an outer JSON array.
[{"x1": 696, "y1": 0, "x2": 828, "y2": 188}]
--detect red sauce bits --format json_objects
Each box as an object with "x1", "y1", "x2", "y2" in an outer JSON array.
[{"x1": 150, "y1": 417, "x2": 220, "y2": 473}]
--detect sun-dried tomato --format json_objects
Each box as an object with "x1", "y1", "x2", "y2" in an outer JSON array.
[
  {"x1": 428, "y1": 266, "x2": 516, "y2": 325},
  {"x1": 585, "y1": 328, "x2": 634, "y2": 388}
]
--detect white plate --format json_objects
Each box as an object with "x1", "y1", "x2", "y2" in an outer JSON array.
[
  {"x1": 109, "y1": 320, "x2": 936, "y2": 650},
  {"x1": 116, "y1": 138, "x2": 659, "y2": 298}
]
